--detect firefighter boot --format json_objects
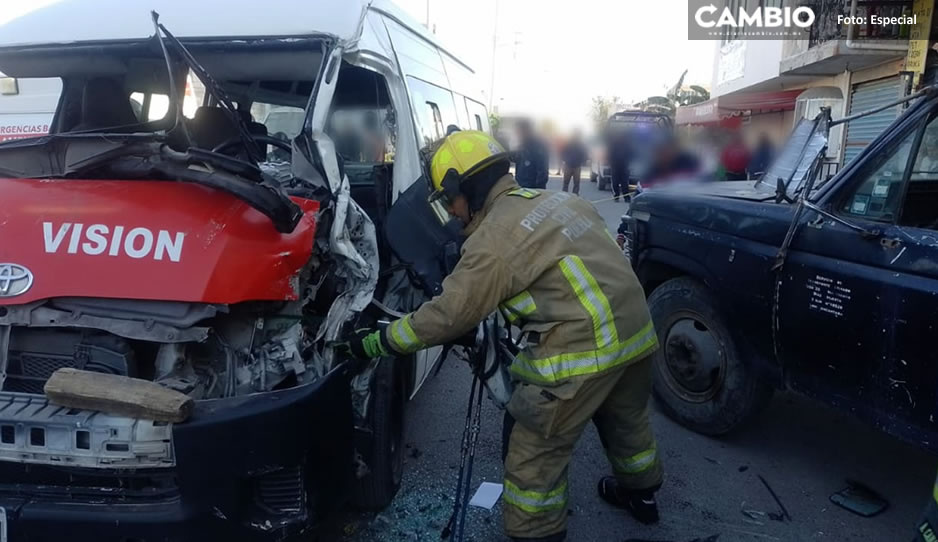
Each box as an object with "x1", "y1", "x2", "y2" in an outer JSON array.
[
  {"x1": 511, "y1": 531, "x2": 567, "y2": 542},
  {"x1": 597, "y1": 477, "x2": 660, "y2": 525}
]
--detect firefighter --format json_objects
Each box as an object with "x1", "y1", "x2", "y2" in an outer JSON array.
[{"x1": 343, "y1": 130, "x2": 663, "y2": 541}]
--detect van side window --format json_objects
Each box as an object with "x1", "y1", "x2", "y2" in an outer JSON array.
[
  {"x1": 427, "y1": 102, "x2": 444, "y2": 140},
  {"x1": 840, "y1": 127, "x2": 915, "y2": 222},
  {"x1": 129, "y1": 92, "x2": 173, "y2": 122},
  {"x1": 330, "y1": 108, "x2": 395, "y2": 163},
  {"x1": 465, "y1": 98, "x2": 489, "y2": 133},
  {"x1": 406, "y1": 76, "x2": 459, "y2": 146},
  {"x1": 328, "y1": 66, "x2": 396, "y2": 165}
]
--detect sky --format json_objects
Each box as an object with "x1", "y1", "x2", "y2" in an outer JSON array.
[
  {"x1": 0, "y1": 0, "x2": 59, "y2": 25},
  {"x1": 396, "y1": 0, "x2": 716, "y2": 129},
  {"x1": 0, "y1": 0, "x2": 715, "y2": 131}
]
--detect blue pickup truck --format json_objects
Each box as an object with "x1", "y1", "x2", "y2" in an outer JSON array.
[{"x1": 624, "y1": 88, "x2": 938, "y2": 450}]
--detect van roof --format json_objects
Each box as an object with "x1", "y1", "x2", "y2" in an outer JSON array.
[{"x1": 0, "y1": 0, "x2": 446, "y2": 53}]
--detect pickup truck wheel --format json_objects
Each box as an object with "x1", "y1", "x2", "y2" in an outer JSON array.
[
  {"x1": 351, "y1": 358, "x2": 405, "y2": 509},
  {"x1": 598, "y1": 177, "x2": 609, "y2": 191},
  {"x1": 648, "y1": 278, "x2": 771, "y2": 435},
  {"x1": 590, "y1": 172, "x2": 598, "y2": 183}
]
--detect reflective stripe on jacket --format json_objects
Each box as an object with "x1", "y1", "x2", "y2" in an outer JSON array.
[{"x1": 383, "y1": 174, "x2": 656, "y2": 386}]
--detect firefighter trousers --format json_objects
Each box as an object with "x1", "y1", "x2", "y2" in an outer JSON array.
[{"x1": 502, "y1": 355, "x2": 663, "y2": 538}]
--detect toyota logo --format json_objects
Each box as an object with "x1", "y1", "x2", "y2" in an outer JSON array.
[{"x1": 0, "y1": 264, "x2": 33, "y2": 298}]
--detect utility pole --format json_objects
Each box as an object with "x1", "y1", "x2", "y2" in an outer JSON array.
[
  {"x1": 425, "y1": 0, "x2": 430, "y2": 30},
  {"x1": 488, "y1": 0, "x2": 499, "y2": 110}
]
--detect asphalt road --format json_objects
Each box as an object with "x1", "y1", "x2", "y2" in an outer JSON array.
[{"x1": 328, "y1": 173, "x2": 938, "y2": 542}]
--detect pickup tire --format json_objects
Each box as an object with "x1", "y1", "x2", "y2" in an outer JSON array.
[
  {"x1": 350, "y1": 357, "x2": 405, "y2": 509},
  {"x1": 598, "y1": 176, "x2": 609, "y2": 191},
  {"x1": 647, "y1": 278, "x2": 771, "y2": 435}
]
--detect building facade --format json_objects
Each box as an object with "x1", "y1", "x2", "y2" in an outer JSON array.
[{"x1": 678, "y1": 0, "x2": 933, "y2": 171}]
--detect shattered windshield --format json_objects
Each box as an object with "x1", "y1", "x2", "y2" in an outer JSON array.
[
  {"x1": 0, "y1": 35, "x2": 324, "y2": 232},
  {"x1": 0, "y1": 36, "x2": 321, "y2": 152},
  {"x1": 757, "y1": 111, "x2": 830, "y2": 198}
]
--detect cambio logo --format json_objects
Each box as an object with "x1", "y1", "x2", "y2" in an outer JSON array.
[{"x1": 695, "y1": 4, "x2": 816, "y2": 29}]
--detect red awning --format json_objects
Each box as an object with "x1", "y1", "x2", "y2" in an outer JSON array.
[{"x1": 675, "y1": 89, "x2": 803, "y2": 126}]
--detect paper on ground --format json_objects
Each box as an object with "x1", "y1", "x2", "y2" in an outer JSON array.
[{"x1": 469, "y1": 482, "x2": 504, "y2": 510}]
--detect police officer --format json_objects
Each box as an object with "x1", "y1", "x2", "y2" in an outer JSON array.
[
  {"x1": 344, "y1": 130, "x2": 663, "y2": 541},
  {"x1": 512, "y1": 119, "x2": 549, "y2": 189}
]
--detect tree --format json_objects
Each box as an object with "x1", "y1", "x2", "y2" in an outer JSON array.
[
  {"x1": 678, "y1": 85, "x2": 711, "y2": 106},
  {"x1": 589, "y1": 95, "x2": 627, "y2": 131},
  {"x1": 637, "y1": 71, "x2": 711, "y2": 117},
  {"x1": 488, "y1": 112, "x2": 501, "y2": 133},
  {"x1": 641, "y1": 96, "x2": 676, "y2": 116}
]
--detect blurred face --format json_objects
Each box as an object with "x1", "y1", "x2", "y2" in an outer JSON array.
[
  {"x1": 516, "y1": 124, "x2": 532, "y2": 143},
  {"x1": 446, "y1": 194, "x2": 471, "y2": 224}
]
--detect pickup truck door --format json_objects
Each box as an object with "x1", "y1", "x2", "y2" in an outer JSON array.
[
  {"x1": 383, "y1": 176, "x2": 463, "y2": 394},
  {"x1": 776, "y1": 213, "x2": 894, "y2": 416},
  {"x1": 864, "y1": 111, "x2": 938, "y2": 440},
  {"x1": 778, "y1": 109, "x2": 938, "y2": 441}
]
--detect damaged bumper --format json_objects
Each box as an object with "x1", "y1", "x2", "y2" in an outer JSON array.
[{"x1": 0, "y1": 365, "x2": 354, "y2": 542}]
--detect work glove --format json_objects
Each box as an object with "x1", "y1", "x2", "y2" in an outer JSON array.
[{"x1": 337, "y1": 328, "x2": 390, "y2": 360}]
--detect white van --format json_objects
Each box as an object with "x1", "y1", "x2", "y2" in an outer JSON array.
[
  {"x1": 0, "y1": 1, "x2": 487, "y2": 539},
  {"x1": 0, "y1": 73, "x2": 59, "y2": 141}
]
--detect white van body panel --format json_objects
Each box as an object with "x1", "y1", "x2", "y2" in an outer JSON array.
[
  {"x1": 0, "y1": 0, "x2": 363, "y2": 47},
  {"x1": 345, "y1": 6, "x2": 488, "y2": 393},
  {"x1": 0, "y1": 75, "x2": 60, "y2": 141}
]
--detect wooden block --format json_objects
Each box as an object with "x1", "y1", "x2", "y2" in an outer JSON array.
[{"x1": 44, "y1": 368, "x2": 193, "y2": 423}]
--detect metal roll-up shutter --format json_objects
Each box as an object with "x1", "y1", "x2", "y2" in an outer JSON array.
[{"x1": 843, "y1": 76, "x2": 904, "y2": 164}]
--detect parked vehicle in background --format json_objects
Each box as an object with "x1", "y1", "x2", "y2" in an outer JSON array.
[
  {"x1": 0, "y1": 74, "x2": 59, "y2": 141},
  {"x1": 624, "y1": 90, "x2": 938, "y2": 451},
  {"x1": 591, "y1": 110, "x2": 673, "y2": 191},
  {"x1": 0, "y1": 0, "x2": 485, "y2": 539}
]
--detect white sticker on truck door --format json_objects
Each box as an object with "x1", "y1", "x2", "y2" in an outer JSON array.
[{"x1": 805, "y1": 274, "x2": 852, "y2": 318}]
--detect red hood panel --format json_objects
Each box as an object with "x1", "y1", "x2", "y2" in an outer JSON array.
[{"x1": 0, "y1": 178, "x2": 319, "y2": 305}]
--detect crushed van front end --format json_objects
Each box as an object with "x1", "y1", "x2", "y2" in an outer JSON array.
[
  {"x1": 0, "y1": 368, "x2": 354, "y2": 541},
  {"x1": 0, "y1": 10, "x2": 399, "y2": 539},
  {"x1": 0, "y1": 172, "x2": 377, "y2": 540}
]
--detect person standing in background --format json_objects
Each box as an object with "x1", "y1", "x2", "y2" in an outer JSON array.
[
  {"x1": 513, "y1": 119, "x2": 550, "y2": 189},
  {"x1": 720, "y1": 132, "x2": 750, "y2": 181},
  {"x1": 561, "y1": 130, "x2": 588, "y2": 195},
  {"x1": 747, "y1": 133, "x2": 775, "y2": 178},
  {"x1": 608, "y1": 129, "x2": 632, "y2": 202}
]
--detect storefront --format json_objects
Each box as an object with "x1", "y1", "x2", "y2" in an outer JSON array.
[
  {"x1": 843, "y1": 75, "x2": 906, "y2": 164},
  {"x1": 675, "y1": 89, "x2": 804, "y2": 144}
]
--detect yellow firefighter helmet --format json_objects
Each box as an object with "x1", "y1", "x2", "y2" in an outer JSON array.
[{"x1": 428, "y1": 130, "x2": 509, "y2": 201}]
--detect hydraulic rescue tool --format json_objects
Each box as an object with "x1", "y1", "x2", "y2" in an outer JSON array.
[{"x1": 441, "y1": 313, "x2": 515, "y2": 541}]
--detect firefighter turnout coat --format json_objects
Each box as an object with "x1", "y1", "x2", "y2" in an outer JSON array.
[{"x1": 382, "y1": 174, "x2": 657, "y2": 387}]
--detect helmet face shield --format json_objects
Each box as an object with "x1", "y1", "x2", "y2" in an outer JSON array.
[
  {"x1": 428, "y1": 189, "x2": 452, "y2": 210},
  {"x1": 428, "y1": 168, "x2": 462, "y2": 205}
]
